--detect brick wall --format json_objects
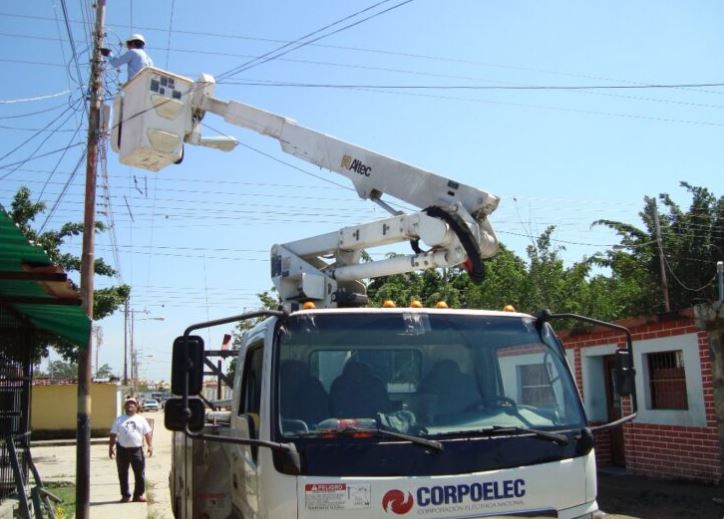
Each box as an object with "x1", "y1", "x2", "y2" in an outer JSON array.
[{"x1": 561, "y1": 314, "x2": 722, "y2": 484}]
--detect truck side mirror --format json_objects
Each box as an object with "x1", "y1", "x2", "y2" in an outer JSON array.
[
  {"x1": 614, "y1": 349, "x2": 636, "y2": 397},
  {"x1": 164, "y1": 397, "x2": 205, "y2": 432},
  {"x1": 171, "y1": 335, "x2": 204, "y2": 396}
]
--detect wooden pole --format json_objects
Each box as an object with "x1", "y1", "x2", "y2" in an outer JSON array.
[{"x1": 76, "y1": 1, "x2": 106, "y2": 516}]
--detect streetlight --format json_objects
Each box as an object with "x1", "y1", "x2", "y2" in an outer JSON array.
[
  {"x1": 131, "y1": 318, "x2": 164, "y2": 390},
  {"x1": 123, "y1": 304, "x2": 163, "y2": 387}
]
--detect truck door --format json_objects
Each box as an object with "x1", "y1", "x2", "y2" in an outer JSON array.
[{"x1": 230, "y1": 339, "x2": 264, "y2": 518}]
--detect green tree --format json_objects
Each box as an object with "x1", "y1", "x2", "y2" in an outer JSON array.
[
  {"x1": 594, "y1": 182, "x2": 723, "y2": 314},
  {"x1": 9, "y1": 186, "x2": 130, "y2": 361},
  {"x1": 95, "y1": 363, "x2": 117, "y2": 379},
  {"x1": 48, "y1": 359, "x2": 78, "y2": 380}
]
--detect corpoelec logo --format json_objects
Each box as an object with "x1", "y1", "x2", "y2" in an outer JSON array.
[{"x1": 381, "y1": 479, "x2": 526, "y2": 515}]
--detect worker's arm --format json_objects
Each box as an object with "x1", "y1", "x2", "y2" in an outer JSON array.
[
  {"x1": 109, "y1": 433, "x2": 117, "y2": 459},
  {"x1": 144, "y1": 432, "x2": 153, "y2": 457},
  {"x1": 107, "y1": 51, "x2": 132, "y2": 69}
]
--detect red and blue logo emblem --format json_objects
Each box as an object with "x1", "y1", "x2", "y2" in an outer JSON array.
[{"x1": 382, "y1": 490, "x2": 414, "y2": 515}]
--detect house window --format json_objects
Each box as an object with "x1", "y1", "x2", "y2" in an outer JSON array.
[
  {"x1": 647, "y1": 350, "x2": 688, "y2": 410},
  {"x1": 518, "y1": 364, "x2": 556, "y2": 407}
]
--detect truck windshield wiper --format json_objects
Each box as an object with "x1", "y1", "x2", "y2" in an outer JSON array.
[
  {"x1": 474, "y1": 425, "x2": 568, "y2": 446},
  {"x1": 298, "y1": 426, "x2": 444, "y2": 452}
]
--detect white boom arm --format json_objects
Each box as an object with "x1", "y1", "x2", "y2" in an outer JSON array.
[{"x1": 111, "y1": 67, "x2": 500, "y2": 308}]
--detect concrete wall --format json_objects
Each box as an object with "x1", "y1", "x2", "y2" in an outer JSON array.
[
  {"x1": 562, "y1": 311, "x2": 722, "y2": 484},
  {"x1": 31, "y1": 382, "x2": 121, "y2": 439}
]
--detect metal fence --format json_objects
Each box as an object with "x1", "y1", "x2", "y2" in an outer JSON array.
[{"x1": 0, "y1": 305, "x2": 33, "y2": 504}]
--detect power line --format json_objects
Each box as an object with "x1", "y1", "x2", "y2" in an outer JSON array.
[
  {"x1": 0, "y1": 142, "x2": 85, "y2": 177},
  {"x1": 39, "y1": 149, "x2": 86, "y2": 231},
  {"x1": 215, "y1": 0, "x2": 415, "y2": 81},
  {"x1": 59, "y1": 0, "x2": 86, "y2": 90},
  {"x1": 0, "y1": 103, "x2": 78, "y2": 162},
  {"x1": 221, "y1": 80, "x2": 724, "y2": 91},
  {"x1": 164, "y1": 0, "x2": 176, "y2": 69},
  {"x1": 0, "y1": 89, "x2": 73, "y2": 104},
  {"x1": 328, "y1": 84, "x2": 724, "y2": 128},
  {"x1": 5, "y1": 9, "x2": 724, "y2": 98},
  {"x1": 0, "y1": 103, "x2": 67, "y2": 119}
]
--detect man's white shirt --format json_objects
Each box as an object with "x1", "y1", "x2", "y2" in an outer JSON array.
[{"x1": 111, "y1": 414, "x2": 152, "y2": 448}]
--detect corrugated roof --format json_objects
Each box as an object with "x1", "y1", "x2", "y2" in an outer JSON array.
[{"x1": 0, "y1": 207, "x2": 90, "y2": 348}]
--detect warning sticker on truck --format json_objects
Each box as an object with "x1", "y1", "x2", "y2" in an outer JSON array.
[{"x1": 304, "y1": 483, "x2": 371, "y2": 510}]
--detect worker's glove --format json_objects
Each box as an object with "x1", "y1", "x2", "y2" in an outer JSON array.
[{"x1": 100, "y1": 48, "x2": 111, "y2": 57}]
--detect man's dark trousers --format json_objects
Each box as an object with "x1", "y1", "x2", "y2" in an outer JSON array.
[{"x1": 116, "y1": 445, "x2": 145, "y2": 499}]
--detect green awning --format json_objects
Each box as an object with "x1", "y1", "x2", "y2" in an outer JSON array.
[{"x1": 0, "y1": 207, "x2": 90, "y2": 348}]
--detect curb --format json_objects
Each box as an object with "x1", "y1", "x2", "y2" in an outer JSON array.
[{"x1": 31, "y1": 438, "x2": 110, "y2": 447}]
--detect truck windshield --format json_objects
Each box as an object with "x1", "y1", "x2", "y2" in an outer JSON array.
[{"x1": 275, "y1": 312, "x2": 585, "y2": 440}]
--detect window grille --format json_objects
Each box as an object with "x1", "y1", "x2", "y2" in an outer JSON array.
[
  {"x1": 647, "y1": 350, "x2": 688, "y2": 410},
  {"x1": 518, "y1": 364, "x2": 556, "y2": 407}
]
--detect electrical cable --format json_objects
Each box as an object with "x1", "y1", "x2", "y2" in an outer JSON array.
[
  {"x1": 0, "y1": 103, "x2": 78, "y2": 162},
  {"x1": 0, "y1": 90, "x2": 73, "y2": 104},
  {"x1": 0, "y1": 99, "x2": 84, "y2": 179},
  {"x1": 661, "y1": 253, "x2": 716, "y2": 292},
  {"x1": 164, "y1": 0, "x2": 175, "y2": 69},
  {"x1": 38, "y1": 116, "x2": 85, "y2": 199},
  {"x1": 60, "y1": 0, "x2": 86, "y2": 90},
  {"x1": 0, "y1": 103, "x2": 67, "y2": 119},
  {"x1": 220, "y1": 80, "x2": 724, "y2": 91},
  {"x1": 0, "y1": 142, "x2": 85, "y2": 177},
  {"x1": 215, "y1": 0, "x2": 415, "y2": 81},
  {"x1": 39, "y1": 149, "x2": 87, "y2": 231}
]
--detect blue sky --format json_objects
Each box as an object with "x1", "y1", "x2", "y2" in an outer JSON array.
[{"x1": 1, "y1": 1, "x2": 722, "y2": 382}]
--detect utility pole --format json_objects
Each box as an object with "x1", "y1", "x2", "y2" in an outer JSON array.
[
  {"x1": 650, "y1": 197, "x2": 671, "y2": 313},
  {"x1": 123, "y1": 299, "x2": 129, "y2": 385},
  {"x1": 77, "y1": 1, "x2": 106, "y2": 517}
]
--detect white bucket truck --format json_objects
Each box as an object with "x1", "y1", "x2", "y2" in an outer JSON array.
[{"x1": 111, "y1": 67, "x2": 637, "y2": 519}]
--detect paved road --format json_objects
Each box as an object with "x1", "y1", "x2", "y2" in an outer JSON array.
[{"x1": 32, "y1": 410, "x2": 173, "y2": 519}]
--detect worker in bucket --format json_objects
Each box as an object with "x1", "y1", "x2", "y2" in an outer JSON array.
[{"x1": 101, "y1": 33, "x2": 153, "y2": 82}]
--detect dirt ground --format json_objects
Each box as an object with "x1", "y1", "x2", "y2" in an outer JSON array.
[{"x1": 597, "y1": 471, "x2": 724, "y2": 519}]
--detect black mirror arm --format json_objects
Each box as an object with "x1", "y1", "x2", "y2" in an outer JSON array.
[
  {"x1": 176, "y1": 309, "x2": 287, "y2": 431},
  {"x1": 183, "y1": 427, "x2": 302, "y2": 474},
  {"x1": 538, "y1": 311, "x2": 638, "y2": 425}
]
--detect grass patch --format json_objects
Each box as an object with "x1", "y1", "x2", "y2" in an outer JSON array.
[{"x1": 44, "y1": 482, "x2": 75, "y2": 519}]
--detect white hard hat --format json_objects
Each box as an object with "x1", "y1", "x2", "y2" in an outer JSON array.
[{"x1": 126, "y1": 33, "x2": 145, "y2": 44}]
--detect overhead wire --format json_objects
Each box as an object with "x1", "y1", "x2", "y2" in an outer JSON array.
[
  {"x1": 0, "y1": 103, "x2": 67, "y2": 119},
  {"x1": 215, "y1": 0, "x2": 416, "y2": 81},
  {"x1": 38, "y1": 114, "x2": 85, "y2": 199},
  {"x1": 59, "y1": 0, "x2": 86, "y2": 93},
  {"x1": 39, "y1": 149, "x2": 87, "y2": 231},
  {"x1": 0, "y1": 102, "x2": 79, "y2": 163},
  {"x1": 0, "y1": 142, "x2": 85, "y2": 177},
  {"x1": 220, "y1": 80, "x2": 724, "y2": 91},
  {"x1": 98, "y1": 137, "x2": 123, "y2": 280},
  {"x1": 661, "y1": 252, "x2": 716, "y2": 292},
  {"x1": 5, "y1": 9, "x2": 724, "y2": 98},
  {"x1": 164, "y1": 0, "x2": 175, "y2": 69}
]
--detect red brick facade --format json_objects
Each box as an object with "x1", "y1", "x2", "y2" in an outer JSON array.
[{"x1": 561, "y1": 313, "x2": 722, "y2": 483}]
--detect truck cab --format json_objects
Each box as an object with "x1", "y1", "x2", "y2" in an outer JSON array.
[{"x1": 170, "y1": 306, "x2": 618, "y2": 519}]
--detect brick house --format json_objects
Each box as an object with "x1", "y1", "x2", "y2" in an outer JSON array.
[{"x1": 559, "y1": 304, "x2": 724, "y2": 484}]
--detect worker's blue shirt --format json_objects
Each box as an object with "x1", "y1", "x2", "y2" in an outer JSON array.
[{"x1": 108, "y1": 48, "x2": 153, "y2": 82}]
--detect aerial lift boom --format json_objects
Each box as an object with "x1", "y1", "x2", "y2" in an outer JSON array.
[{"x1": 111, "y1": 67, "x2": 500, "y2": 308}]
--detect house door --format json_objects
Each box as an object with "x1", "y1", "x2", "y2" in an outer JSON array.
[{"x1": 603, "y1": 355, "x2": 626, "y2": 466}]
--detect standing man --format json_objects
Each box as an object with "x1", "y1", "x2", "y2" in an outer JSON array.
[
  {"x1": 101, "y1": 34, "x2": 153, "y2": 82},
  {"x1": 109, "y1": 397, "x2": 153, "y2": 503}
]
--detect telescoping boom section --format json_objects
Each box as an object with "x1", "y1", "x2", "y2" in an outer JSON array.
[{"x1": 111, "y1": 67, "x2": 500, "y2": 308}]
